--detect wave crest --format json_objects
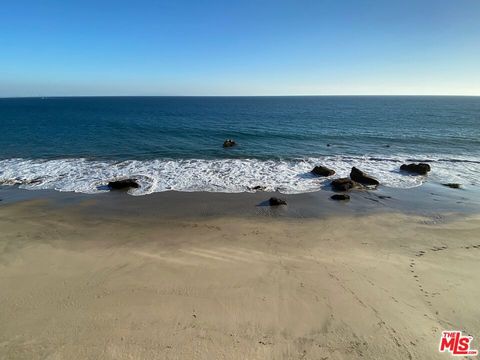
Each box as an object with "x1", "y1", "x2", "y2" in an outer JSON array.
[{"x1": 0, "y1": 155, "x2": 478, "y2": 195}]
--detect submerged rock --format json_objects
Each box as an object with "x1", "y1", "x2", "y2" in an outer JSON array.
[
  {"x1": 331, "y1": 194, "x2": 350, "y2": 201},
  {"x1": 269, "y1": 197, "x2": 287, "y2": 206},
  {"x1": 442, "y1": 183, "x2": 461, "y2": 189},
  {"x1": 223, "y1": 139, "x2": 236, "y2": 148},
  {"x1": 108, "y1": 179, "x2": 139, "y2": 190},
  {"x1": 350, "y1": 167, "x2": 379, "y2": 186},
  {"x1": 331, "y1": 178, "x2": 356, "y2": 192},
  {"x1": 311, "y1": 165, "x2": 335, "y2": 177},
  {"x1": 400, "y1": 163, "x2": 431, "y2": 175}
]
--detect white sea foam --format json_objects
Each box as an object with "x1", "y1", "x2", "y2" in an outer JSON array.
[{"x1": 0, "y1": 155, "x2": 479, "y2": 195}]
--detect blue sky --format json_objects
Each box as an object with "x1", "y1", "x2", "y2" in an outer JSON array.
[{"x1": 1, "y1": 0, "x2": 479, "y2": 96}]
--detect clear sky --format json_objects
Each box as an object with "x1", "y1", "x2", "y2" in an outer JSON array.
[{"x1": 1, "y1": 0, "x2": 479, "y2": 96}]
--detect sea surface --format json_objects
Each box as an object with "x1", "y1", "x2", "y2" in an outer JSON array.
[{"x1": 0, "y1": 96, "x2": 479, "y2": 195}]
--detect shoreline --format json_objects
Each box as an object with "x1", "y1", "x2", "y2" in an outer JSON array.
[{"x1": 1, "y1": 181, "x2": 479, "y2": 220}]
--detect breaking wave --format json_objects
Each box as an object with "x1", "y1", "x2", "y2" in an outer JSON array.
[{"x1": 0, "y1": 155, "x2": 479, "y2": 195}]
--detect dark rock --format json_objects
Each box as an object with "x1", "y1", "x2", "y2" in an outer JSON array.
[
  {"x1": 269, "y1": 197, "x2": 287, "y2": 206},
  {"x1": 331, "y1": 178, "x2": 356, "y2": 192},
  {"x1": 251, "y1": 185, "x2": 266, "y2": 191},
  {"x1": 223, "y1": 139, "x2": 236, "y2": 148},
  {"x1": 108, "y1": 179, "x2": 139, "y2": 190},
  {"x1": 350, "y1": 167, "x2": 379, "y2": 186},
  {"x1": 311, "y1": 165, "x2": 335, "y2": 177},
  {"x1": 442, "y1": 183, "x2": 461, "y2": 189},
  {"x1": 331, "y1": 194, "x2": 350, "y2": 201},
  {"x1": 25, "y1": 177, "x2": 43, "y2": 185},
  {"x1": 400, "y1": 163, "x2": 431, "y2": 175}
]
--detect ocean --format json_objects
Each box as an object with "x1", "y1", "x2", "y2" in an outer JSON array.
[{"x1": 0, "y1": 96, "x2": 479, "y2": 195}]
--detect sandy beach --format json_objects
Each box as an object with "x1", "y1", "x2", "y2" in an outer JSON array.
[
  {"x1": 1, "y1": 192, "x2": 479, "y2": 359},
  {"x1": 2, "y1": 0, "x2": 479, "y2": 357}
]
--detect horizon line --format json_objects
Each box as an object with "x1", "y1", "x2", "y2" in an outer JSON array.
[{"x1": 1, "y1": 94, "x2": 480, "y2": 99}]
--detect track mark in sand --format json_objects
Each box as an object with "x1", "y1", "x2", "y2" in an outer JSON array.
[
  {"x1": 218, "y1": 246, "x2": 304, "y2": 263},
  {"x1": 326, "y1": 268, "x2": 413, "y2": 359},
  {"x1": 342, "y1": 262, "x2": 416, "y2": 309},
  {"x1": 183, "y1": 248, "x2": 254, "y2": 263},
  {"x1": 411, "y1": 243, "x2": 480, "y2": 302},
  {"x1": 258, "y1": 340, "x2": 273, "y2": 346},
  {"x1": 464, "y1": 243, "x2": 480, "y2": 250},
  {"x1": 181, "y1": 223, "x2": 222, "y2": 231},
  {"x1": 430, "y1": 245, "x2": 448, "y2": 252},
  {"x1": 217, "y1": 246, "x2": 275, "y2": 260},
  {"x1": 180, "y1": 249, "x2": 234, "y2": 263},
  {"x1": 135, "y1": 246, "x2": 305, "y2": 267},
  {"x1": 410, "y1": 249, "x2": 440, "y2": 308},
  {"x1": 418, "y1": 214, "x2": 447, "y2": 225},
  {"x1": 409, "y1": 243, "x2": 480, "y2": 331},
  {"x1": 133, "y1": 251, "x2": 196, "y2": 266},
  {"x1": 326, "y1": 271, "x2": 367, "y2": 310}
]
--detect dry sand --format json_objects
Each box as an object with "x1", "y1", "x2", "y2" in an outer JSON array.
[{"x1": 0, "y1": 200, "x2": 479, "y2": 359}]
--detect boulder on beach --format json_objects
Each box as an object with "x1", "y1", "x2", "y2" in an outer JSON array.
[
  {"x1": 311, "y1": 165, "x2": 335, "y2": 177},
  {"x1": 107, "y1": 179, "x2": 139, "y2": 190},
  {"x1": 400, "y1": 163, "x2": 431, "y2": 175},
  {"x1": 223, "y1": 139, "x2": 236, "y2": 148},
  {"x1": 350, "y1": 167, "x2": 379, "y2": 186},
  {"x1": 269, "y1": 197, "x2": 287, "y2": 206},
  {"x1": 331, "y1": 178, "x2": 356, "y2": 192},
  {"x1": 331, "y1": 194, "x2": 350, "y2": 201},
  {"x1": 442, "y1": 183, "x2": 461, "y2": 189}
]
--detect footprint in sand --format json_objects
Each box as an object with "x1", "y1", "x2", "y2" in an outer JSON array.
[{"x1": 408, "y1": 244, "x2": 479, "y2": 315}]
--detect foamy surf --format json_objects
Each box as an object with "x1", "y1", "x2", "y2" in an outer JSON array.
[{"x1": 0, "y1": 155, "x2": 478, "y2": 195}]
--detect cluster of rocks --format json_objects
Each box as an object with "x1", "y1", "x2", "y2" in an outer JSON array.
[
  {"x1": 102, "y1": 156, "x2": 460, "y2": 207},
  {"x1": 309, "y1": 162, "x2": 439, "y2": 202},
  {"x1": 266, "y1": 165, "x2": 381, "y2": 205},
  {"x1": 328, "y1": 167, "x2": 379, "y2": 200}
]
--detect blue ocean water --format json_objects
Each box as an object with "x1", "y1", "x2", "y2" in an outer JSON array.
[{"x1": 0, "y1": 96, "x2": 479, "y2": 194}]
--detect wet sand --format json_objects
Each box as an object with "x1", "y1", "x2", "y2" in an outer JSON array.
[
  {"x1": 0, "y1": 191, "x2": 479, "y2": 359},
  {"x1": 1, "y1": 181, "x2": 479, "y2": 219}
]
